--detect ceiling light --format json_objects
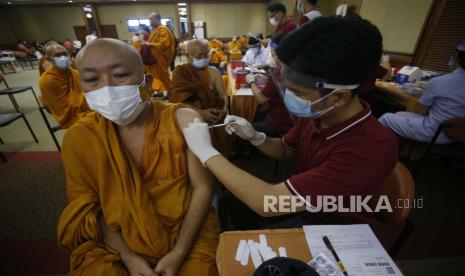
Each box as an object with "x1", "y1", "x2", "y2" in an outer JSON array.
[
  {"x1": 86, "y1": 13, "x2": 92, "y2": 18},
  {"x1": 7, "y1": 1, "x2": 12, "y2": 4},
  {"x1": 68, "y1": 0, "x2": 73, "y2": 2},
  {"x1": 177, "y1": 3, "x2": 186, "y2": 6}
]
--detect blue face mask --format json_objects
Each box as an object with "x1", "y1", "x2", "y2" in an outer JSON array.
[
  {"x1": 192, "y1": 58, "x2": 210, "y2": 69},
  {"x1": 284, "y1": 88, "x2": 335, "y2": 119}
]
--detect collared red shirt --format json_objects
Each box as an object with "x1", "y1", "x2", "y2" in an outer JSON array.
[
  {"x1": 283, "y1": 101, "x2": 398, "y2": 223},
  {"x1": 275, "y1": 18, "x2": 297, "y2": 35}
]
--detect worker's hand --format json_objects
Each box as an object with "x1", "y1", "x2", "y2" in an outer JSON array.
[
  {"x1": 224, "y1": 115, "x2": 266, "y2": 146},
  {"x1": 154, "y1": 250, "x2": 185, "y2": 276},
  {"x1": 198, "y1": 108, "x2": 221, "y2": 124},
  {"x1": 121, "y1": 252, "x2": 158, "y2": 276},
  {"x1": 182, "y1": 118, "x2": 221, "y2": 165},
  {"x1": 246, "y1": 73, "x2": 256, "y2": 85},
  {"x1": 220, "y1": 61, "x2": 227, "y2": 68}
]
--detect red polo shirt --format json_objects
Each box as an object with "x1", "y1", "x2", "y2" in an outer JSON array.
[
  {"x1": 259, "y1": 74, "x2": 294, "y2": 134},
  {"x1": 275, "y1": 18, "x2": 297, "y2": 36},
  {"x1": 283, "y1": 101, "x2": 398, "y2": 223}
]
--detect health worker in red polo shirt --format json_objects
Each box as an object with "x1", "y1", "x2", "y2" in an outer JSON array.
[
  {"x1": 182, "y1": 16, "x2": 398, "y2": 227},
  {"x1": 267, "y1": 3, "x2": 297, "y2": 36}
]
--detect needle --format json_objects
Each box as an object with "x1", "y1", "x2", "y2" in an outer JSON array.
[{"x1": 208, "y1": 122, "x2": 237, "y2": 129}]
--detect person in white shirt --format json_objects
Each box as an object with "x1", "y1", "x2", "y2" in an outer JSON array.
[
  {"x1": 242, "y1": 36, "x2": 269, "y2": 67},
  {"x1": 299, "y1": 0, "x2": 322, "y2": 26},
  {"x1": 85, "y1": 30, "x2": 98, "y2": 45}
]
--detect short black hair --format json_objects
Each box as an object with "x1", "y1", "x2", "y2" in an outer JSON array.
[
  {"x1": 305, "y1": 0, "x2": 318, "y2": 5},
  {"x1": 267, "y1": 3, "x2": 286, "y2": 14},
  {"x1": 458, "y1": 50, "x2": 465, "y2": 69},
  {"x1": 276, "y1": 16, "x2": 382, "y2": 85}
]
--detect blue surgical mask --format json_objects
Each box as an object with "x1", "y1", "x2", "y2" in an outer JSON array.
[
  {"x1": 54, "y1": 55, "x2": 71, "y2": 69},
  {"x1": 192, "y1": 58, "x2": 210, "y2": 69},
  {"x1": 284, "y1": 88, "x2": 335, "y2": 119}
]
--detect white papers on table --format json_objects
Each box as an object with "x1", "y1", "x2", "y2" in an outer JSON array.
[
  {"x1": 234, "y1": 235, "x2": 283, "y2": 269},
  {"x1": 304, "y1": 224, "x2": 403, "y2": 276},
  {"x1": 235, "y1": 88, "x2": 253, "y2": 96}
]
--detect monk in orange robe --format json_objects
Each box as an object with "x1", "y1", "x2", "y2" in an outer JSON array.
[
  {"x1": 169, "y1": 39, "x2": 232, "y2": 157},
  {"x1": 209, "y1": 49, "x2": 227, "y2": 73},
  {"x1": 228, "y1": 36, "x2": 242, "y2": 60},
  {"x1": 39, "y1": 44, "x2": 90, "y2": 128},
  {"x1": 58, "y1": 38, "x2": 219, "y2": 276},
  {"x1": 209, "y1": 37, "x2": 223, "y2": 54},
  {"x1": 142, "y1": 12, "x2": 176, "y2": 94}
]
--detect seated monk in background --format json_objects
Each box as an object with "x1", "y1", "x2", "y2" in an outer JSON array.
[
  {"x1": 228, "y1": 36, "x2": 242, "y2": 60},
  {"x1": 39, "y1": 44, "x2": 90, "y2": 128},
  {"x1": 38, "y1": 41, "x2": 57, "y2": 76},
  {"x1": 208, "y1": 36, "x2": 223, "y2": 54},
  {"x1": 209, "y1": 48, "x2": 227, "y2": 74},
  {"x1": 57, "y1": 38, "x2": 219, "y2": 276},
  {"x1": 169, "y1": 39, "x2": 231, "y2": 156}
]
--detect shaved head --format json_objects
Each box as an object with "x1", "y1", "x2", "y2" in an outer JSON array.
[
  {"x1": 46, "y1": 44, "x2": 66, "y2": 58},
  {"x1": 77, "y1": 38, "x2": 144, "y2": 92},
  {"x1": 76, "y1": 38, "x2": 143, "y2": 73},
  {"x1": 149, "y1": 12, "x2": 161, "y2": 28},
  {"x1": 186, "y1": 39, "x2": 209, "y2": 55},
  {"x1": 149, "y1": 12, "x2": 161, "y2": 20}
]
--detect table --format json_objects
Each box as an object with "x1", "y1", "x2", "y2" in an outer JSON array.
[
  {"x1": 217, "y1": 228, "x2": 311, "y2": 276},
  {"x1": 226, "y1": 65, "x2": 258, "y2": 122},
  {"x1": 375, "y1": 80, "x2": 421, "y2": 113}
]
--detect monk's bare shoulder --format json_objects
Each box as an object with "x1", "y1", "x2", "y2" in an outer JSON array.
[
  {"x1": 175, "y1": 107, "x2": 203, "y2": 129},
  {"x1": 207, "y1": 66, "x2": 221, "y2": 78}
]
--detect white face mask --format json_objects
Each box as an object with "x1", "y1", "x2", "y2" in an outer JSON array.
[
  {"x1": 84, "y1": 79, "x2": 146, "y2": 126},
  {"x1": 192, "y1": 58, "x2": 210, "y2": 69},
  {"x1": 269, "y1": 17, "x2": 278, "y2": 26},
  {"x1": 54, "y1": 56, "x2": 71, "y2": 69}
]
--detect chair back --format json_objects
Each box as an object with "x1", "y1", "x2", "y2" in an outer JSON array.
[
  {"x1": 442, "y1": 117, "x2": 465, "y2": 144},
  {"x1": 376, "y1": 162, "x2": 414, "y2": 225}
]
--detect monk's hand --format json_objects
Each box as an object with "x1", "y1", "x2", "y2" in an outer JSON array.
[
  {"x1": 224, "y1": 115, "x2": 266, "y2": 146},
  {"x1": 154, "y1": 249, "x2": 185, "y2": 276},
  {"x1": 182, "y1": 118, "x2": 220, "y2": 165},
  {"x1": 121, "y1": 252, "x2": 158, "y2": 276}
]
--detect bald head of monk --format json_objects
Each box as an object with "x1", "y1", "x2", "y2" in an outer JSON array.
[
  {"x1": 46, "y1": 44, "x2": 71, "y2": 70},
  {"x1": 76, "y1": 38, "x2": 144, "y2": 93},
  {"x1": 149, "y1": 12, "x2": 161, "y2": 28},
  {"x1": 186, "y1": 39, "x2": 210, "y2": 68}
]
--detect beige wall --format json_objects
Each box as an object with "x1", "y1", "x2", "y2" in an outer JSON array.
[
  {"x1": 191, "y1": 3, "x2": 269, "y2": 38},
  {"x1": 3, "y1": 6, "x2": 82, "y2": 43},
  {"x1": 98, "y1": 4, "x2": 178, "y2": 40},
  {"x1": 360, "y1": 0, "x2": 433, "y2": 54},
  {"x1": 315, "y1": 0, "x2": 432, "y2": 54}
]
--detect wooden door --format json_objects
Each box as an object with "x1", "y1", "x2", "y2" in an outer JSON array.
[
  {"x1": 73, "y1": 26, "x2": 87, "y2": 46},
  {"x1": 99, "y1": 25, "x2": 118, "y2": 39}
]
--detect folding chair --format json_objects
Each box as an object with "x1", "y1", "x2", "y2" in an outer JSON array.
[
  {"x1": 0, "y1": 112, "x2": 39, "y2": 162},
  {"x1": 414, "y1": 117, "x2": 465, "y2": 177},
  {"x1": 38, "y1": 106, "x2": 62, "y2": 151},
  {"x1": 0, "y1": 73, "x2": 41, "y2": 111}
]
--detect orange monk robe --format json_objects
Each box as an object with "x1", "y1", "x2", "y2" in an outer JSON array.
[
  {"x1": 210, "y1": 50, "x2": 227, "y2": 65},
  {"x1": 131, "y1": 40, "x2": 141, "y2": 52},
  {"x1": 38, "y1": 56, "x2": 51, "y2": 76},
  {"x1": 169, "y1": 64, "x2": 233, "y2": 157},
  {"x1": 147, "y1": 25, "x2": 176, "y2": 93},
  {"x1": 239, "y1": 36, "x2": 248, "y2": 49},
  {"x1": 209, "y1": 40, "x2": 223, "y2": 54},
  {"x1": 58, "y1": 101, "x2": 219, "y2": 275},
  {"x1": 39, "y1": 66, "x2": 90, "y2": 128},
  {"x1": 228, "y1": 40, "x2": 242, "y2": 61}
]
